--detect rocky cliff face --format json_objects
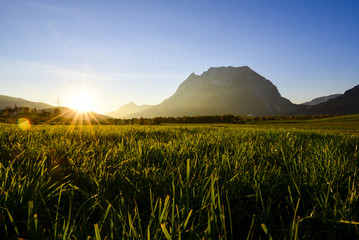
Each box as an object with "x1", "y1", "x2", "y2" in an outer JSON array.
[{"x1": 126, "y1": 66, "x2": 298, "y2": 118}]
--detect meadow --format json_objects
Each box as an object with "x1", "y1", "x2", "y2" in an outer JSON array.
[{"x1": 0, "y1": 121, "x2": 359, "y2": 239}]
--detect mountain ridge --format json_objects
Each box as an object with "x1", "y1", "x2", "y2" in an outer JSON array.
[
  {"x1": 125, "y1": 66, "x2": 299, "y2": 118},
  {"x1": 3, "y1": 66, "x2": 358, "y2": 118},
  {"x1": 301, "y1": 94, "x2": 342, "y2": 106},
  {"x1": 305, "y1": 85, "x2": 359, "y2": 115},
  {"x1": 0, "y1": 94, "x2": 53, "y2": 110}
]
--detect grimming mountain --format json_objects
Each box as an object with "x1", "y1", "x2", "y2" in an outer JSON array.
[
  {"x1": 125, "y1": 66, "x2": 298, "y2": 118},
  {"x1": 0, "y1": 94, "x2": 53, "y2": 110},
  {"x1": 106, "y1": 102, "x2": 153, "y2": 118}
]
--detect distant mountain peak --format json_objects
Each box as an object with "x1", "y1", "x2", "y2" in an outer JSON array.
[
  {"x1": 189, "y1": 72, "x2": 197, "y2": 78},
  {"x1": 126, "y1": 101, "x2": 138, "y2": 107},
  {"x1": 106, "y1": 101, "x2": 153, "y2": 118},
  {"x1": 301, "y1": 94, "x2": 342, "y2": 106},
  {"x1": 125, "y1": 66, "x2": 296, "y2": 117},
  {"x1": 110, "y1": 67, "x2": 359, "y2": 118}
]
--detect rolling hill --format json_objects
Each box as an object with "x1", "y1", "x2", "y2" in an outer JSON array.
[{"x1": 0, "y1": 94, "x2": 53, "y2": 110}]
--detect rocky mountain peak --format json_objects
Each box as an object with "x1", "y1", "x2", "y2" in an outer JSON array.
[
  {"x1": 117, "y1": 66, "x2": 358, "y2": 118},
  {"x1": 202, "y1": 66, "x2": 251, "y2": 77},
  {"x1": 125, "y1": 66, "x2": 296, "y2": 117},
  {"x1": 126, "y1": 101, "x2": 137, "y2": 107},
  {"x1": 188, "y1": 72, "x2": 198, "y2": 78}
]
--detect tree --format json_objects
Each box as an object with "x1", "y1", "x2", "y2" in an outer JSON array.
[
  {"x1": 152, "y1": 117, "x2": 161, "y2": 125},
  {"x1": 54, "y1": 108, "x2": 61, "y2": 116},
  {"x1": 23, "y1": 106, "x2": 30, "y2": 114},
  {"x1": 139, "y1": 117, "x2": 145, "y2": 125}
]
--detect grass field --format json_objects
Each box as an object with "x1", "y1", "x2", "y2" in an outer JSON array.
[
  {"x1": 247, "y1": 114, "x2": 359, "y2": 133},
  {"x1": 1, "y1": 118, "x2": 359, "y2": 239}
]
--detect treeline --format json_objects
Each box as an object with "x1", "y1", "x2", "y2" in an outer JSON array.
[
  {"x1": 0, "y1": 105, "x2": 63, "y2": 124},
  {"x1": 0, "y1": 110, "x2": 336, "y2": 125},
  {"x1": 111, "y1": 115, "x2": 243, "y2": 125},
  {"x1": 247, "y1": 114, "x2": 334, "y2": 121},
  {"x1": 0, "y1": 105, "x2": 61, "y2": 117},
  {"x1": 114, "y1": 114, "x2": 336, "y2": 125}
]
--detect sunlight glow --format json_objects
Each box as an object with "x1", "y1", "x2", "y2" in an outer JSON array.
[{"x1": 70, "y1": 91, "x2": 95, "y2": 112}]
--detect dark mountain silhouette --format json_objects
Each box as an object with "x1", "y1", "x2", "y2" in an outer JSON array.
[
  {"x1": 0, "y1": 94, "x2": 53, "y2": 110},
  {"x1": 301, "y1": 94, "x2": 342, "y2": 106},
  {"x1": 106, "y1": 102, "x2": 153, "y2": 118},
  {"x1": 306, "y1": 85, "x2": 359, "y2": 115},
  {"x1": 125, "y1": 66, "x2": 298, "y2": 118}
]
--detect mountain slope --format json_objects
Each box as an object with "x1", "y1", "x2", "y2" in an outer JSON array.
[
  {"x1": 306, "y1": 85, "x2": 359, "y2": 115},
  {"x1": 126, "y1": 66, "x2": 298, "y2": 118},
  {"x1": 0, "y1": 94, "x2": 53, "y2": 110},
  {"x1": 301, "y1": 94, "x2": 342, "y2": 106},
  {"x1": 106, "y1": 102, "x2": 153, "y2": 118}
]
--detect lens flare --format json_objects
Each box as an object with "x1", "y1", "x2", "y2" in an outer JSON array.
[{"x1": 18, "y1": 118, "x2": 31, "y2": 130}]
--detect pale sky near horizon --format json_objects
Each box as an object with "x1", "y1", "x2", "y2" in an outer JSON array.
[{"x1": 1, "y1": 0, "x2": 358, "y2": 114}]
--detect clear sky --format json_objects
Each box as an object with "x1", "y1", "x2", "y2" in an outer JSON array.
[{"x1": 1, "y1": 0, "x2": 358, "y2": 114}]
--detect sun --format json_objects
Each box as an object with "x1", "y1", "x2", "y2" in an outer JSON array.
[{"x1": 71, "y1": 91, "x2": 95, "y2": 112}]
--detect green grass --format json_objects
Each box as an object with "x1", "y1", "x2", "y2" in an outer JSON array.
[
  {"x1": 0, "y1": 123, "x2": 359, "y2": 239},
  {"x1": 308, "y1": 114, "x2": 359, "y2": 122},
  {"x1": 243, "y1": 114, "x2": 359, "y2": 133}
]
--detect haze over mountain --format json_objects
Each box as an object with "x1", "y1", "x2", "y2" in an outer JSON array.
[
  {"x1": 125, "y1": 66, "x2": 298, "y2": 118},
  {"x1": 301, "y1": 94, "x2": 342, "y2": 106},
  {"x1": 106, "y1": 102, "x2": 153, "y2": 118},
  {"x1": 305, "y1": 85, "x2": 359, "y2": 115},
  {"x1": 0, "y1": 94, "x2": 53, "y2": 110}
]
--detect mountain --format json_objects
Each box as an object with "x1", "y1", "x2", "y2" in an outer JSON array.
[
  {"x1": 106, "y1": 102, "x2": 153, "y2": 118},
  {"x1": 125, "y1": 66, "x2": 299, "y2": 118},
  {"x1": 0, "y1": 94, "x2": 53, "y2": 110},
  {"x1": 301, "y1": 94, "x2": 342, "y2": 106},
  {"x1": 306, "y1": 85, "x2": 359, "y2": 115}
]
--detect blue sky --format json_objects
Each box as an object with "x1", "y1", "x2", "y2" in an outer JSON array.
[{"x1": 1, "y1": 0, "x2": 358, "y2": 113}]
